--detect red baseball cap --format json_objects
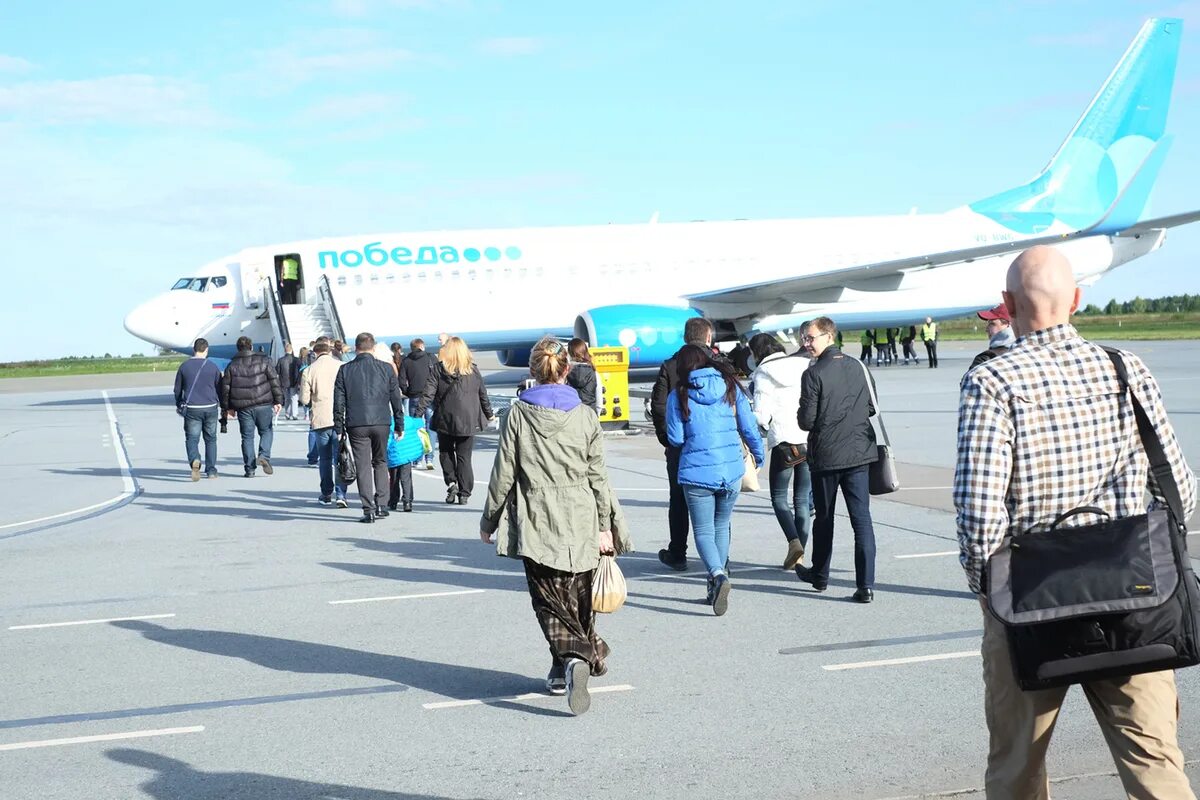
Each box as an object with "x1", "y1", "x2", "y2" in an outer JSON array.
[{"x1": 977, "y1": 303, "x2": 1010, "y2": 322}]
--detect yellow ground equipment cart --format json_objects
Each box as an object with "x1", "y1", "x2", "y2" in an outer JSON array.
[{"x1": 591, "y1": 346, "x2": 630, "y2": 430}]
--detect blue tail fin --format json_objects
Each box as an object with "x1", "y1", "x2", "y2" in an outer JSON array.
[{"x1": 969, "y1": 18, "x2": 1182, "y2": 234}]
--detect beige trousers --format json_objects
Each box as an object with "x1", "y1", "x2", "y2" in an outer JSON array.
[{"x1": 981, "y1": 605, "x2": 1194, "y2": 799}]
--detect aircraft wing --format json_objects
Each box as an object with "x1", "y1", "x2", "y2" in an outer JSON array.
[
  {"x1": 682, "y1": 230, "x2": 1089, "y2": 310},
  {"x1": 685, "y1": 208, "x2": 1200, "y2": 313}
]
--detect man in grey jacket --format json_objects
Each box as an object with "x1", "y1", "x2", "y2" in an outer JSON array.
[{"x1": 795, "y1": 316, "x2": 879, "y2": 603}]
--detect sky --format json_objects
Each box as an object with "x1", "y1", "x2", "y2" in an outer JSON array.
[{"x1": 2, "y1": 1, "x2": 1199, "y2": 361}]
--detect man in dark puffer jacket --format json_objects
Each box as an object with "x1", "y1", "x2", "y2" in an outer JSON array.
[{"x1": 220, "y1": 336, "x2": 282, "y2": 477}]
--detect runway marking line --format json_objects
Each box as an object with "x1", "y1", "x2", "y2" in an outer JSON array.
[
  {"x1": 895, "y1": 486, "x2": 952, "y2": 491},
  {"x1": 0, "y1": 390, "x2": 137, "y2": 532},
  {"x1": 0, "y1": 725, "x2": 204, "y2": 752},
  {"x1": 329, "y1": 589, "x2": 486, "y2": 605},
  {"x1": 893, "y1": 550, "x2": 958, "y2": 560},
  {"x1": 822, "y1": 650, "x2": 980, "y2": 671},
  {"x1": 424, "y1": 684, "x2": 634, "y2": 710},
  {"x1": 8, "y1": 613, "x2": 175, "y2": 631}
]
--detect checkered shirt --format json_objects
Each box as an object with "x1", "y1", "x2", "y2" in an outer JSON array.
[{"x1": 954, "y1": 324, "x2": 1196, "y2": 593}]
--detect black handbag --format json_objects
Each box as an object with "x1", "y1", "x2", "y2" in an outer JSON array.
[
  {"x1": 856, "y1": 360, "x2": 899, "y2": 495},
  {"x1": 777, "y1": 442, "x2": 807, "y2": 467},
  {"x1": 986, "y1": 349, "x2": 1200, "y2": 690},
  {"x1": 337, "y1": 432, "x2": 357, "y2": 485}
]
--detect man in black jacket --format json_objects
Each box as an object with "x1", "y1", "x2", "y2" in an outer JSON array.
[
  {"x1": 649, "y1": 316, "x2": 715, "y2": 571},
  {"x1": 398, "y1": 338, "x2": 437, "y2": 469},
  {"x1": 220, "y1": 336, "x2": 282, "y2": 478},
  {"x1": 796, "y1": 316, "x2": 879, "y2": 603},
  {"x1": 277, "y1": 343, "x2": 299, "y2": 420},
  {"x1": 334, "y1": 332, "x2": 406, "y2": 522}
]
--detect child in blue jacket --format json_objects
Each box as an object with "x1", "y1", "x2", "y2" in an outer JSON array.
[
  {"x1": 388, "y1": 415, "x2": 428, "y2": 512},
  {"x1": 666, "y1": 344, "x2": 764, "y2": 616}
]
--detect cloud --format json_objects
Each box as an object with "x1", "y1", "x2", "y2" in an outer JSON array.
[
  {"x1": 0, "y1": 54, "x2": 33, "y2": 74},
  {"x1": 0, "y1": 75, "x2": 224, "y2": 127},
  {"x1": 1027, "y1": 28, "x2": 1111, "y2": 47},
  {"x1": 243, "y1": 46, "x2": 421, "y2": 90},
  {"x1": 479, "y1": 37, "x2": 544, "y2": 57},
  {"x1": 330, "y1": 0, "x2": 463, "y2": 17}
]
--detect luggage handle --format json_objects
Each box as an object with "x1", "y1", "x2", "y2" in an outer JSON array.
[{"x1": 1048, "y1": 506, "x2": 1111, "y2": 531}]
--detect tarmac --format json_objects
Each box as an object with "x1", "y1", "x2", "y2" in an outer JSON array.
[{"x1": 1, "y1": 341, "x2": 1198, "y2": 799}]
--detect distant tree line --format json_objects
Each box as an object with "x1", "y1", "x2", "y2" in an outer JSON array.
[{"x1": 1078, "y1": 294, "x2": 1200, "y2": 316}]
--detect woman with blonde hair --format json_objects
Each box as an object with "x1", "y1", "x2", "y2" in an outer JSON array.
[
  {"x1": 481, "y1": 336, "x2": 629, "y2": 715},
  {"x1": 415, "y1": 336, "x2": 494, "y2": 504}
]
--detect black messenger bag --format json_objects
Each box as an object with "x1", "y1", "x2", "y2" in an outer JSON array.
[{"x1": 985, "y1": 349, "x2": 1200, "y2": 691}]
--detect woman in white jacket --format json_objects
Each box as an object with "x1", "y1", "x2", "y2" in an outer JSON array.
[{"x1": 748, "y1": 333, "x2": 812, "y2": 570}]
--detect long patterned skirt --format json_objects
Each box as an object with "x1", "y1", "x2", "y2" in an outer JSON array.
[{"x1": 522, "y1": 558, "x2": 610, "y2": 674}]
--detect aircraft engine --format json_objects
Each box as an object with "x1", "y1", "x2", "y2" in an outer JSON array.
[
  {"x1": 497, "y1": 348, "x2": 533, "y2": 368},
  {"x1": 574, "y1": 304, "x2": 703, "y2": 368}
]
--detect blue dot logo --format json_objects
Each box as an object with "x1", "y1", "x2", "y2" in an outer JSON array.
[
  {"x1": 505, "y1": 246, "x2": 522, "y2": 260},
  {"x1": 484, "y1": 247, "x2": 501, "y2": 261},
  {"x1": 463, "y1": 248, "x2": 481, "y2": 262}
]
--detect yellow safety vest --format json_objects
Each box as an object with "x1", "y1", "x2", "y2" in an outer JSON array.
[
  {"x1": 282, "y1": 258, "x2": 299, "y2": 281},
  {"x1": 874, "y1": 329, "x2": 888, "y2": 345},
  {"x1": 922, "y1": 322, "x2": 937, "y2": 342}
]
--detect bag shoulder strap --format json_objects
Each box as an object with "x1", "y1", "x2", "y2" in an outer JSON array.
[
  {"x1": 855, "y1": 358, "x2": 891, "y2": 446},
  {"x1": 1103, "y1": 347, "x2": 1187, "y2": 525}
]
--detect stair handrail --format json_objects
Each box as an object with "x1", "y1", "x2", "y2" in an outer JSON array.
[
  {"x1": 263, "y1": 278, "x2": 291, "y2": 359},
  {"x1": 318, "y1": 273, "x2": 346, "y2": 344}
]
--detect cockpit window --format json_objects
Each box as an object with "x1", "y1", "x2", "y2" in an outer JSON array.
[
  {"x1": 210, "y1": 276, "x2": 227, "y2": 289},
  {"x1": 170, "y1": 278, "x2": 209, "y2": 292}
]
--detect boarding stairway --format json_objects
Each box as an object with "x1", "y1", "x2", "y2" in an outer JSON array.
[{"x1": 263, "y1": 274, "x2": 345, "y2": 358}]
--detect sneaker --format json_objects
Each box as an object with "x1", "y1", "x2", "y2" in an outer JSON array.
[
  {"x1": 190, "y1": 459, "x2": 201, "y2": 482},
  {"x1": 456, "y1": 495, "x2": 468, "y2": 505},
  {"x1": 445, "y1": 483, "x2": 458, "y2": 505},
  {"x1": 546, "y1": 661, "x2": 566, "y2": 696},
  {"x1": 657, "y1": 549, "x2": 687, "y2": 572},
  {"x1": 206, "y1": 472, "x2": 218, "y2": 480},
  {"x1": 402, "y1": 501, "x2": 413, "y2": 512},
  {"x1": 257, "y1": 456, "x2": 273, "y2": 475},
  {"x1": 335, "y1": 497, "x2": 348, "y2": 509},
  {"x1": 387, "y1": 503, "x2": 398, "y2": 511},
  {"x1": 359, "y1": 509, "x2": 375, "y2": 524},
  {"x1": 783, "y1": 539, "x2": 805, "y2": 570},
  {"x1": 425, "y1": 461, "x2": 435, "y2": 471},
  {"x1": 564, "y1": 657, "x2": 591, "y2": 715},
  {"x1": 244, "y1": 470, "x2": 255, "y2": 478},
  {"x1": 712, "y1": 573, "x2": 731, "y2": 617},
  {"x1": 374, "y1": 506, "x2": 390, "y2": 518},
  {"x1": 318, "y1": 496, "x2": 333, "y2": 507}
]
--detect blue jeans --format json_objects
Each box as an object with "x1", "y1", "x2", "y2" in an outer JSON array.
[
  {"x1": 307, "y1": 429, "x2": 319, "y2": 464},
  {"x1": 313, "y1": 427, "x2": 347, "y2": 500},
  {"x1": 237, "y1": 405, "x2": 274, "y2": 473},
  {"x1": 682, "y1": 483, "x2": 739, "y2": 578},
  {"x1": 183, "y1": 406, "x2": 219, "y2": 475},
  {"x1": 810, "y1": 465, "x2": 876, "y2": 589},
  {"x1": 409, "y1": 398, "x2": 435, "y2": 463},
  {"x1": 769, "y1": 445, "x2": 812, "y2": 547}
]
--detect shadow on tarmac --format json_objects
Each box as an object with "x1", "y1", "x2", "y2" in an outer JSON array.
[
  {"x1": 36, "y1": 393, "x2": 171, "y2": 407},
  {"x1": 107, "y1": 749, "x2": 483, "y2": 800},
  {"x1": 110, "y1": 620, "x2": 542, "y2": 706}
]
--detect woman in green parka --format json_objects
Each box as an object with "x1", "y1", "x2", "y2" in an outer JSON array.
[{"x1": 480, "y1": 336, "x2": 631, "y2": 716}]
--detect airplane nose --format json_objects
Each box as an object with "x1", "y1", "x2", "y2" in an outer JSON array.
[{"x1": 123, "y1": 301, "x2": 159, "y2": 344}]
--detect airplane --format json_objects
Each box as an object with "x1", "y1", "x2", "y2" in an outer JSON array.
[{"x1": 125, "y1": 18, "x2": 1199, "y2": 369}]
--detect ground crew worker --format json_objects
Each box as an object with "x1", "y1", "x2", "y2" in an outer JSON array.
[
  {"x1": 281, "y1": 256, "x2": 300, "y2": 304},
  {"x1": 873, "y1": 327, "x2": 890, "y2": 367},
  {"x1": 922, "y1": 317, "x2": 938, "y2": 368},
  {"x1": 860, "y1": 330, "x2": 873, "y2": 364}
]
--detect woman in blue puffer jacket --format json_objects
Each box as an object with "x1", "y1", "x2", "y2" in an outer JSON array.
[{"x1": 666, "y1": 343, "x2": 764, "y2": 616}]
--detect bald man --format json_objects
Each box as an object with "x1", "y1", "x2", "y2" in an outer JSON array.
[{"x1": 954, "y1": 245, "x2": 1197, "y2": 798}]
